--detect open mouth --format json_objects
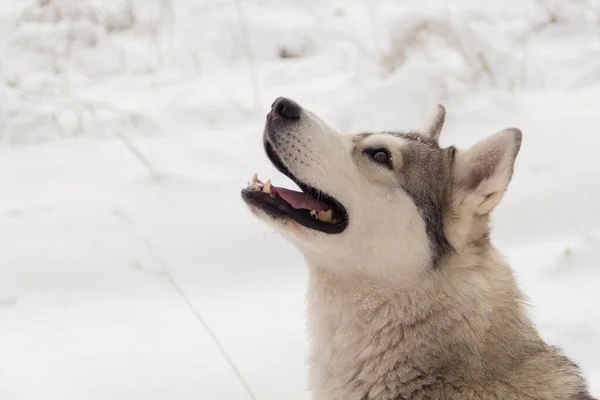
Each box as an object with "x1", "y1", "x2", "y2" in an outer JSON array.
[{"x1": 241, "y1": 142, "x2": 348, "y2": 234}]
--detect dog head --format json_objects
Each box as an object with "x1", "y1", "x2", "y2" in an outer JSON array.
[{"x1": 242, "y1": 97, "x2": 522, "y2": 287}]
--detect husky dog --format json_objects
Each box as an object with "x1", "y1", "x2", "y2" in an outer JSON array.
[{"x1": 241, "y1": 97, "x2": 596, "y2": 400}]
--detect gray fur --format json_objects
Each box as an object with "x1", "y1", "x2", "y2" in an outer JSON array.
[
  {"x1": 393, "y1": 136, "x2": 455, "y2": 268},
  {"x1": 574, "y1": 391, "x2": 597, "y2": 400}
]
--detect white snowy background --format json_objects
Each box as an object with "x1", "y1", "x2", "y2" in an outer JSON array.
[{"x1": 0, "y1": 0, "x2": 599, "y2": 399}]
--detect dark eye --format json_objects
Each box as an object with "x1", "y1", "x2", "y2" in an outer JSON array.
[
  {"x1": 365, "y1": 148, "x2": 392, "y2": 169},
  {"x1": 373, "y1": 151, "x2": 389, "y2": 164}
]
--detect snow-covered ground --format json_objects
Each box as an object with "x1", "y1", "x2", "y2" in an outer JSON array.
[{"x1": 0, "y1": 0, "x2": 599, "y2": 399}]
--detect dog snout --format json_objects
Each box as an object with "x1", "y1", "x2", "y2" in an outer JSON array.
[{"x1": 270, "y1": 97, "x2": 301, "y2": 120}]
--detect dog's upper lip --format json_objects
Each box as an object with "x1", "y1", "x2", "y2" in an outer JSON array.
[
  {"x1": 264, "y1": 118, "x2": 280, "y2": 146},
  {"x1": 263, "y1": 139, "x2": 289, "y2": 179},
  {"x1": 267, "y1": 142, "x2": 348, "y2": 213}
]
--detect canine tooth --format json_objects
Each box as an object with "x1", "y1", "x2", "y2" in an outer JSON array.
[
  {"x1": 252, "y1": 173, "x2": 258, "y2": 183},
  {"x1": 263, "y1": 179, "x2": 272, "y2": 193}
]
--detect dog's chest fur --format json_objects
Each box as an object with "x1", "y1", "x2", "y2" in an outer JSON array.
[{"x1": 305, "y1": 260, "x2": 592, "y2": 400}]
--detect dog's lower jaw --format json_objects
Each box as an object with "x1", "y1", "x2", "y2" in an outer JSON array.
[{"x1": 304, "y1": 250, "x2": 592, "y2": 400}]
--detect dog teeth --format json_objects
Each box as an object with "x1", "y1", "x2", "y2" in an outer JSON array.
[
  {"x1": 317, "y1": 210, "x2": 333, "y2": 222},
  {"x1": 310, "y1": 209, "x2": 336, "y2": 223},
  {"x1": 263, "y1": 179, "x2": 272, "y2": 193},
  {"x1": 246, "y1": 173, "x2": 260, "y2": 190}
]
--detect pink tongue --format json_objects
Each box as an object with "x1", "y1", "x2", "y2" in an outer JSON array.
[{"x1": 274, "y1": 186, "x2": 329, "y2": 212}]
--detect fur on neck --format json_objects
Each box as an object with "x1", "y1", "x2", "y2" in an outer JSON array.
[{"x1": 304, "y1": 243, "x2": 590, "y2": 400}]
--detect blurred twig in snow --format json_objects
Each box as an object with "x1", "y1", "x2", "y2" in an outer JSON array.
[
  {"x1": 233, "y1": 0, "x2": 262, "y2": 113},
  {"x1": 115, "y1": 131, "x2": 162, "y2": 180},
  {"x1": 111, "y1": 213, "x2": 258, "y2": 400},
  {"x1": 0, "y1": 86, "x2": 8, "y2": 150},
  {"x1": 365, "y1": 0, "x2": 383, "y2": 56},
  {"x1": 143, "y1": 238, "x2": 257, "y2": 400}
]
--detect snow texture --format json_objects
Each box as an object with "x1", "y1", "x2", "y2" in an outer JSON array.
[{"x1": 0, "y1": 0, "x2": 599, "y2": 399}]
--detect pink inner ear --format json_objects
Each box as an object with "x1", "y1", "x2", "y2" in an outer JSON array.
[{"x1": 465, "y1": 147, "x2": 504, "y2": 190}]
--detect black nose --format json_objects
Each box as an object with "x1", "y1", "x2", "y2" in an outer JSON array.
[{"x1": 271, "y1": 97, "x2": 301, "y2": 120}]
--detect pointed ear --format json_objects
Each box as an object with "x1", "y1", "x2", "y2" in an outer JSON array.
[
  {"x1": 422, "y1": 104, "x2": 446, "y2": 142},
  {"x1": 453, "y1": 128, "x2": 523, "y2": 215}
]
